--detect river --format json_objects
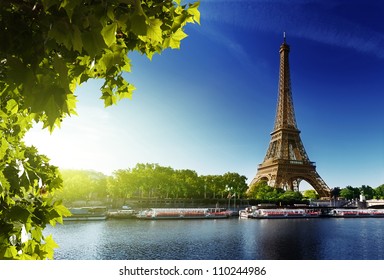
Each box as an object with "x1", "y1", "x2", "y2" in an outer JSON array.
[{"x1": 44, "y1": 218, "x2": 384, "y2": 260}]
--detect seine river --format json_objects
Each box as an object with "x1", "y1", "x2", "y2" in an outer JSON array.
[{"x1": 45, "y1": 218, "x2": 384, "y2": 260}]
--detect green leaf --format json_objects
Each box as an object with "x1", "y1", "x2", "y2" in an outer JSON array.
[
  {"x1": 71, "y1": 25, "x2": 83, "y2": 52},
  {"x1": 31, "y1": 228, "x2": 43, "y2": 242},
  {"x1": 60, "y1": 0, "x2": 82, "y2": 20},
  {"x1": 53, "y1": 55, "x2": 69, "y2": 90},
  {"x1": 4, "y1": 246, "x2": 18, "y2": 259},
  {"x1": 81, "y1": 30, "x2": 107, "y2": 57},
  {"x1": 188, "y1": 2, "x2": 201, "y2": 24},
  {"x1": 99, "y1": 51, "x2": 120, "y2": 73},
  {"x1": 48, "y1": 19, "x2": 72, "y2": 49},
  {"x1": 42, "y1": 235, "x2": 59, "y2": 260},
  {"x1": 6, "y1": 57, "x2": 30, "y2": 84},
  {"x1": 120, "y1": 83, "x2": 136, "y2": 100},
  {"x1": 6, "y1": 99, "x2": 19, "y2": 114},
  {"x1": 0, "y1": 138, "x2": 9, "y2": 160},
  {"x1": 66, "y1": 93, "x2": 78, "y2": 116},
  {"x1": 101, "y1": 23, "x2": 117, "y2": 47},
  {"x1": 131, "y1": 14, "x2": 147, "y2": 36},
  {"x1": 54, "y1": 204, "x2": 72, "y2": 217},
  {"x1": 121, "y1": 56, "x2": 132, "y2": 72},
  {"x1": 146, "y1": 18, "x2": 163, "y2": 43},
  {"x1": 9, "y1": 206, "x2": 31, "y2": 224},
  {"x1": 168, "y1": 28, "x2": 188, "y2": 49},
  {"x1": 100, "y1": 88, "x2": 115, "y2": 107}
]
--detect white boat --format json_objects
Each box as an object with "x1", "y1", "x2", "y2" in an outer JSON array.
[
  {"x1": 64, "y1": 207, "x2": 108, "y2": 221},
  {"x1": 239, "y1": 207, "x2": 256, "y2": 219},
  {"x1": 250, "y1": 208, "x2": 321, "y2": 219},
  {"x1": 107, "y1": 209, "x2": 137, "y2": 219},
  {"x1": 136, "y1": 208, "x2": 230, "y2": 220},
  {"x1": 329, "y1": 208, "x2": 384, "y2": 218}
]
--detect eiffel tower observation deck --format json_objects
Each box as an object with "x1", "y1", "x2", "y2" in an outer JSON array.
[{"x1": 250, "y1": 35, "x2": 331, "y2": 198}]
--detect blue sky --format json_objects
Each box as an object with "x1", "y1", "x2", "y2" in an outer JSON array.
[{"x1": 25, "y1": 0, "x2": 384, "y2": 190}]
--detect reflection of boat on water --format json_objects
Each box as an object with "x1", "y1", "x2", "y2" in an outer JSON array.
[
  {"x1": 64, "y1": 207, "x2": 108, "y2": 221},
  {"x1": 239, "y1": 207, "x2": 321, "y2": 219},
  {"x1": 329, "y1": 208, "x2": 384, "y2": 218},
  {"x1": 136, "y1": 208, "x2": 230, "y2": 220}
]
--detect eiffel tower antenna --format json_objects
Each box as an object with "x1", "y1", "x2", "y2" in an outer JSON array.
[{"x1": 249, "y1": 39, "x2": 331, "y2": 197}]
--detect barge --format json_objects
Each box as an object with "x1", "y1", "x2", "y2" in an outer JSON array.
[
  {"x1": 136, "y1": 208, "x2": 231, "y2": 220},
  {"x1": 239, "y1": 207, "x2": 321, "y2": 219},
  {"x1": 64, "y1": 207, "x2": 108, "y2": 221},
  {"x1": 329, "y1": 208, "x2": 384, "y2": 218}
]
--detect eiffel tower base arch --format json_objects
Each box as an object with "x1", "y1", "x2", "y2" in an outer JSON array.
[{"x1": 250, "y1": 160, "x2": 331, "y2": 198}]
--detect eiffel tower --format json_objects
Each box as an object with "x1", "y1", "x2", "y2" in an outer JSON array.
[{"x1": 250, "y1": 36, "x2": 331, "y2": 197}]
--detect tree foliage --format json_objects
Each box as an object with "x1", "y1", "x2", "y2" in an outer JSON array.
[
  {"x1": 247, "y1": 181, "x2": 284, "y2": 201},
  {"x1": 44, "y1": 165, "x2": 249, "y2": 205},
  {"x1": 339, "y1": 185, "x2": 365, "y2": 200},
  {"x1": 106, "y1": 164, "x2": 248, "y2": 202},
  {"x1": 57, "y1": 170, "x2": 108, "y2": 203},
  {"x1": 1, "y1": 0, "x2": 200, "y2": 130},
  {"x1": 1, "y1": 0, "x2": 199, "y2": 259},
  {"x1": 302, "y1": 189, "x2": 319, "y2": 200},
  {"x1": 374, "y1": 184, "x2": 384, "y2": 199}
]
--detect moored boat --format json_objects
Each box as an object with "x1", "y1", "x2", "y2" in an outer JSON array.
[
  {"x1": 239, "y1": 207, "x2": 255, "y2": 219},
  {"x1": 329, "y1": 208, "x2": 384, "y2": 218},
  {"x1": 136, "y1": 208, "x2": 230, "y2": 220},
  {"x1": 107, "y1": 209, "x2": 137, "y2": 219},
  {"x1": 64, "y1": 206, "x2": 108, "y2": 221},
  {"x1": 249, "y1": 208, "x2": 321, "y2": 219}
]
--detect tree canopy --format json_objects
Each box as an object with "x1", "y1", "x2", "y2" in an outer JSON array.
[
  {"x1": 1, "y1": 0, "x2": 200, "y2": 130},
  {"x1": 1, "y1": 0, "x2": 200, "y2": 259},
  {"x1": 107, "y1": 164, "x2": 248, "y2": 202},
  {"x1": 52, "y1": 165, "x2": 250, "y2": 206}
]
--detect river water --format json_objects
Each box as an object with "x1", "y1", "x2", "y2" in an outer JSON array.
[{"x1": 45, "y1": 218, "x2": 384, "y2": 260}]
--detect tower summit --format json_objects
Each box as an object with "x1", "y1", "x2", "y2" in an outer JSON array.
[{"x1": 250, "y1": 37, "x2": 331, "y2": 197}]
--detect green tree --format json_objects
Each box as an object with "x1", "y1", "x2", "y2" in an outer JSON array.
[
  {"x1": 108, "y1": 169, "x2": 134, "y2": 200},
  {"x1": 200, "y1": 175, "x2": 223, "y2": 199},
  {"x1": 222, "y1": 172, "x2": 248, "y2": 199},
  {"x1": 57, "y1": 170, "x2": 108, "y2": 203},
  {"x1": 132, "y1": 163, "x2": 157, "y2": 198},
  {"x1": 1, "y1": 0, "x2": 199, "y2": 259},
  {"x1": 359, "y1": 185, "x2": 374, "y2": 200},
  {"x1": 152, "y1": 165, "x2": 175, "y2": 198},
  {"x1": 247, "y1": 181, "x2": 283, "y2": 201},
  {"x1": 278, "y1": 190, "x2": 303, "y2": 203},
  {"x1": 302, "y1": 189, "x2": 319, "y2": 200},
  {"x1": 374, "y1": 184, "x2": 384, "y2": 199},
  {"x1": 339, "y1": 186, "x2": 360, "y2": 200},
  {"x1": 330, "y1": 187, "x2": 341, "y2": 199},
  {"x1": 177, "y1": 169, "x2": 200, "y2": 198}
]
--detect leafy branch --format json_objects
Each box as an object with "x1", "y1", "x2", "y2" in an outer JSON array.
[{"x1": 0, "y1": 0, "x2": 199, "y2": 259}]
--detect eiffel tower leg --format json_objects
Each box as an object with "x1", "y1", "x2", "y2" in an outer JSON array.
[
  {"x1": 293, "y1": 178, "x2": 301, "y2": 192},
  {"x1": 304, "y1": 171, "x2": 331, "y2": 198}
]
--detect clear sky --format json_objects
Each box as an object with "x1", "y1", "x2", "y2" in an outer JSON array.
[{"x1": 25, "y1": 0, "x2": 384, "y2": 190}]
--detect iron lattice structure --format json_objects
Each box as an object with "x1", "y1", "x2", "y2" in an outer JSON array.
[{"x1": 250, "y1": 38, "x2": 331, "y2": 197}]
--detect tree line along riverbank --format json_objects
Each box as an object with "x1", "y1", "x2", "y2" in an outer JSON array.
[{"x1": 57, "y1": 164, "x2": 384, "y2": 208}]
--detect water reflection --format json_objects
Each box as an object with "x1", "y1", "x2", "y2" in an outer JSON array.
[{"x1": 45, "y1": 218, "x2": 384, "y2": 260}]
